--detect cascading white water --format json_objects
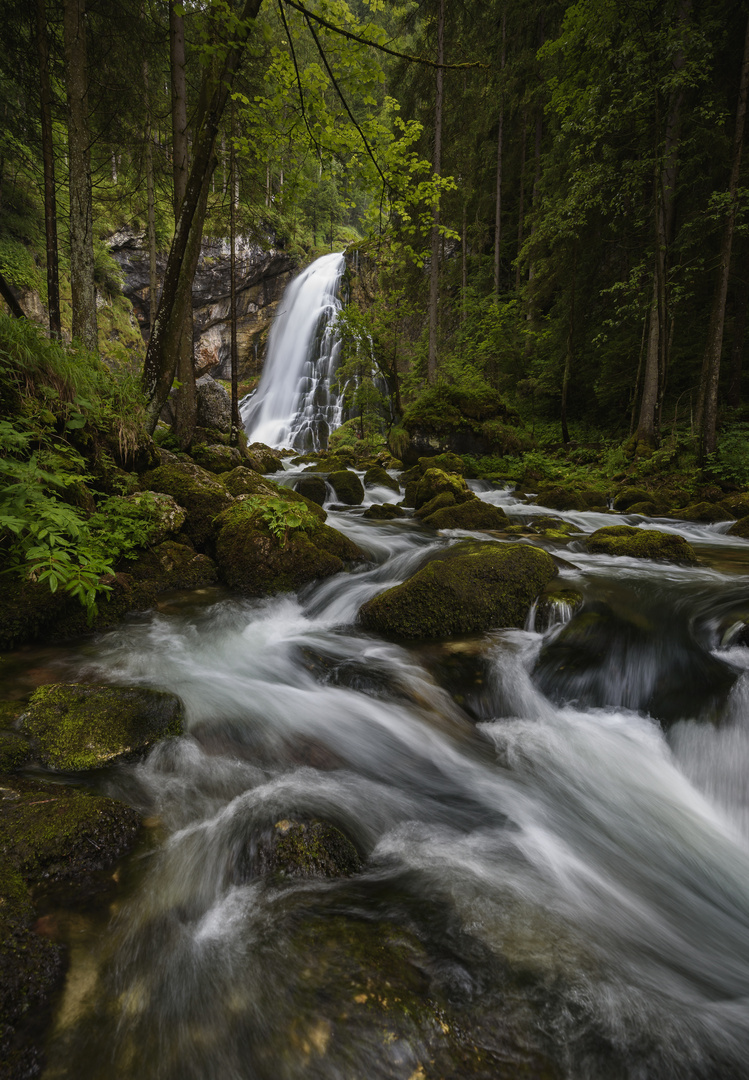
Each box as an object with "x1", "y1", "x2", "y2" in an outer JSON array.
[{"x1": 241, "y1": 252, "x2": 347, "y2": 450}]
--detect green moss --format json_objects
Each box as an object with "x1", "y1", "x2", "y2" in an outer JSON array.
[
  {"x1": 728, "y1": 517, "x2": 749, "y2": 539},
  {"x1": 362, "y1": 465, "x2": 400, "y2": 493},
  {"x1": 419, "y1": 452, "x2": 465, "y2": 475},
  {"x1": 722, "y1": 494, "x2": 749, "y2": 520},
  {"x1": 246, "y1": 443, "x2": 285, "y2": 473},
  {"x1": 328, "y1": 469, "x2": 365, "y2": 505},
  {"x1": 261, "y1": 819, "x2": 361, "y2": 879},
  {"x1": 0, "y1": 731, "x2": 31, "y2": 772},
  {"x1": 123, "y1": 541, "x2": 218, "y2": 591},
  {"x1": 363, "y1": 503, "x2": 403, "y2": 520},
  {"x1": 585, "y1": 525, "x2": 698, "y2": 564},
  {"x1": 414, "y1": 491, "x2": 457, "y2": 519},
  {"x1": 534, "y1": 485, "x2": 586, "y2": 512},
  {"x1": 140, "y1": 457, "x2": 232, "y2": 549},
  {"x1": 190, "y1": 443, "x2": 243, "y2": 474},
  {"x1": 414, "y1": 468, "x2": 469, "y2": 510},
  {"x1": 294, "y1": 475, "x2": 327, "y2": 505},
  {"x1": 359, "y1": 541, "x2": 556, "y2": 639},
  {"x1": 422, "y1": 499, "x2": 508, "y2": 532},
  {"x1": 673, "y1": 501, "x2": 732, "y2": 524},
  {"x1": 535, "y1": 588, "x2": 584, "y2": 630},
  {"x1": 612, "y1": 486, "x2": 650, "y2": 511},
  {"x1": 21, "y1": 684, "x2": 184, "y2": 771}
]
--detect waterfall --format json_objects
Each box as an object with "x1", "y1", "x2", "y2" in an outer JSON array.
[{"x1": 241, "y1": 252, "x2": 348, "y2": 451}]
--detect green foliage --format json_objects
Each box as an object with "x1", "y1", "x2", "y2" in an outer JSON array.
[
  {"x1": 706, "y1": 424, "x2": 749, "y2": 487},
  {"x1": 0, "y1": 238, "x2": 45, "y2": 298},
  {"x1": 242, "y1": 495, "x2": 319, "y2": 546}
]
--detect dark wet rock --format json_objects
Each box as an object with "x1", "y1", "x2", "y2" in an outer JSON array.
[
  {"x1": 21, "y1": 684, "x2": 184, "y2": 771},
  {"x1": 533, "y1": 603, "x2": 738, "y2": 724},
  {"x1": 294, "y1": 475, "x2": 327, "y2": 505},
  {"x1": 533, "y1": 486, "x2": 586, "y2": 512},
  {"x1": 123, "y1": 541, "x2": 218, "y2": 591},
  {"x1": 221, "y1": 465, "x2": 284, "y2": 500},
  {"x1": 721, "y1": 494, "x2": 749, "y2": 520},
  {"x1": 195, "y1": 375, "x2": 231, "y2": 433},
  {"x1": 363, "y1": 502, "x2": 403, "y2": 520},
  {"x1": 0, "y1": 775, "x2": 141, "y2": 1080},
  {"x1": 534, "y1": 588, "x2": 585, "y2": 632},
  {"x1": 0, "y1": 732, "x2": 31, "y2": 772},
  {"x1": 671, "y1": 501, "x2": 732, "y2": 524},
  {"x1": 140, "y1": 455, "x2": 233, "y2": 549},
  {"x1": 363, "y1": 465, "x2": 400, "y2": 493},
  {"x1": 585, "y1": 525, "x2": 698, "y2": 564},
  {"x1": 0, "y1": 575, "x2": 70, "y2": 651},
  {"x1": 728, "y1": 517, "x2": 749, "y2": 539},
  {"x1": 359, "y1": 541, "x2": 556, "y2": 639},
  {"x1": 328, "y1": 469, "x2": 365, "y2": 506},
  {"x1": 213, "y1": 497, "x2": 365, "y2": 596},
  {"x1": 258, "y1": 819, "x2": 362, "y2": 879},
  {"x1": 626, "y1": 501, "x2": 658, "y2": 517},
  {"x1": 422, "y1": 499, "x2": 508, "y2": 532},
  {"x1": 190, "y1": 442, "x2": 244, "y2": 474},
  {"x1": 532, "y1": 516, "x2": 582, "y2": 536}
]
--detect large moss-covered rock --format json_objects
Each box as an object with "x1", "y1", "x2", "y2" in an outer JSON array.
[
  {"x1": 246, "y1": 442, "x2": 285, "y2": 473},
  {"x1": 585, "y1": 525, "x2": 698, "y2": 564},
  {"x1": 363, "y1": 502, "x2": 403, "y2": 520},
  {"x1": 362, "y1": 465, "x2": 400, "y2": 494},
  {"x1": 328, "y1": 469, "x2": 365, "y2": 505},
  {"x1": 294, "y1": 474, "x2": 327, "y2": 505},
  {"x1": 140, "y1": 456, "x2": 232, "y2": 549},
  {"x1": 413, "y1": 467, "x2": 470, "y2": 510},
  {"x1": 722, "y1": 494, "x2": 749, "y2": 520},
  {"x1": 190, "y1": 442, "x2": 244, "y2": 474},
  {"x1": 728, "y1": 517, "x2": 749, "y2": 539},
  {"x1": 21, "y1": 684, "x2": 184, "y2": 771},
  {"x1": 0, "y1": 731, "x2": 31, "y2": 772},
  {"x1": 534, "y1": 485, "x2": 586, "y2": 512},
  {"x1": 213, "y1": 498, "x2": 366, "y2": 596},
  {"x1": 258, "y1": 819, "x2": 361, "y2": 879},
  {"x1": 671, "y1": 501, "x2": 732, "y2": 524},
  {"x1": 123, "y1": 541, "x2": 218, "y2": 591},
  {"x1": 612, "y1": 486, "x2": 650, "y2": 512},
  {"x1": 359, "y1": 541, "x2": 556, "y2": 639},
  {"x1": 422, "y1": 499, "x2": 508, "y2": 531}
]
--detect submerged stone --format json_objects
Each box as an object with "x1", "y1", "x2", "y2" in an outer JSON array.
[
  {"x1": 585, "y1": 525, "x2": 698, "y2": 564},
  {"x1": 258, "y1": 819, "x2": 362, "y2": 879},
  {"x1": 21, "y1": 684, "x2": 184, "y2": 771},
  {"x1": 359, "y1": 541, "x2": 556, "y2": 639},
  {"x1": 363, "y1": 502, "x2": 403, "y2": 520}
]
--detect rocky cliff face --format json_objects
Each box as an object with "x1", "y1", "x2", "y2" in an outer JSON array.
[{"x1": 108, "y1": 229, "x2": 296, "y2": 381}]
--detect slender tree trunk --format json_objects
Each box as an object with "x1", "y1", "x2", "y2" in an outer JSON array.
[
  {"x1": 143, "y1": 0, "x2": 264, "y2": 432},
  {"x1": 493, "y1": 8, "x2": 506, "y2": 297},
  {"x1": 427, "y1": 0, "x2": 444, "y2": 384},
  {"x1": 727, "y1": 268, "x2": 749, "y2": 408},
  {"x1": 515, "y1": 111, "x2": 527, "y2": 291},
  {"x1": 230, "y1": 105, "x2": 240, "y2": 447},
  {"x1": 561, "y1": 245, "x2": 576, "y2": 446},
  {"x1": 170, "y1": 0, "x2": 196, "y2": 449},
  {"x1": 143, "y1": 59, "x2": 158, "y2": 335},
  {"x1": 36, "y1": 0, "x2": 61, "y2": 338},
  {"x1": 461, "y1": 201, "x2": 467, "y2": 325},
  {"x1": 698, "y1": 12, "x2": 749, "y2": 458},
  {"x1": 62, "y1": 0, "x2": 97, "y2": 350}
]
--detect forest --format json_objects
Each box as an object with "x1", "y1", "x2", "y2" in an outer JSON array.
[{"x1": 4, "y1": 4, "x2": 749, "y2": 1080}]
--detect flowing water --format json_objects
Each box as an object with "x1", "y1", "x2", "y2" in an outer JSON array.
[
  {"x1": 14, "y1": 466, "x2": 749, "y2": 1080},
  {"x1": 241, "y1": 253, "x2": 347, "y2": 451}
]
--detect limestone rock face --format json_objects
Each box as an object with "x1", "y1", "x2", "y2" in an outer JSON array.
[
  {"x1": 21, "y1": 684, "x2": 184, "y2": 771},
  {"x1": 196, "y1": 375, "x2": 232, "y2": 433},
  {"x1": 359, "y1": 541, "x2": 556, "y2": 639}
]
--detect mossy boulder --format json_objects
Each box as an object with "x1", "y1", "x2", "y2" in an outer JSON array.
[
  {"x1": 672, "y1": 501, "x2": 732, "y2": 524},
  {"x1": 534, "y1": 588, "x2": 585, "y2": 632},
  {"x1": 328, "y1": 469, "x2": 365, "y2": 506},
  {"x1": 721, "y1": 494, "x2": 749, "y2": 520},
  {"x1": 363, "y1": 503, "x2": 403, "y2": 521},
  {"x1": 113, "y1": 490, "x2": 187, "y2": 545},
  {"x1": 534, "y1": 486, "x2": 586, "y2": 512},
  {"x1": 418, "y1": 452, "x2": 465, "y2": 476},
  {"x1": 246, "y1": 442, "x2": 285, "y2": 473},
  {"x1": 123, "y1": 541, "x2": 218, "y2": 591},
  {"x1": 414, "y1": 491, "x2": 459, "y2": 519},
  {"x1": 422, "y1": 499, "x2": 509, "y2": 532},
  {"x1": 140, "y1": 456, "x2": 232, "y2": 549},
  {"x1": 626, "y1": 501, "x2": 658, "y2": 517},
  {"x1": 0, "y1": 731, "x2": 31, "y2": 772},
  {"x1": 359, "y1": 541, "x2": 556, "y2": 639},
  {"x1": 258, "y1": 819, "x2": 361, "y2": 879},
  {"x1": 362, "y1": 465, "x2": 400, "y2": 493},
  {"x1": 190, "y1": 442, "x2": 244, "y2": 474},
  {"x1": 21, "y1": 684, "x2": 184, "y2": 771},
  {"x1": 213, "y1": 498, "x2": 366, "y2": 596},
  {"x1": 612, "y1": 486, "x2": 650, "y2": 512},
  {"x1": 585, "y1": 525, "x2": 698, "y2": 564},
  {"x1": 294, "y1": 474, "x2": 327, "y2": 505},
  {"x1": 533, "y1": 516, "x2": 581, "y2": 535},
  {"x1": 414, "y1": 467, "x2": 470, "y2": 510},
  {"x1": 221, "y1": 465, "x2": 279, "y2": 499},
  {"x1": 728, "y1": 517, "x2": 749, "y2": 539}
]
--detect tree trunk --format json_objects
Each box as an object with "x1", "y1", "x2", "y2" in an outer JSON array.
[
  {"x1": 62, "y1": 0, "x2": 97, "y2": 350},
  {"x1": 143, "y1": 0, "x2": 264, "y2": 432},
  {"x1": 493, "y1": 8, "x2": 506, "y2": 297},
  {"x1": 698, "y1": 12, "x2": 749, "y2": 458},
  {"x1": 427, "y1": 0, "x2": 444, "y2": 385},
  {"x1": 169, "y1": 0, "x2": 196, "y2": 449},
  {"x1": 515, "y1": 111, "x2": 527, "y2": 291},
  {"x1": 36, "y1": 0, "x2": 61, "y2": 339},
  {"x1": 229, "y1": 105, "x2": 240, "y2": 448},
  {"x1": 561, "y1": 245, "x2": 576, "y2": 446},
  {"x1": 143, "y1": 59, "x2": 158, "y2": 336},
  {"x1": 727, "y1": 267, "x2": 749, "y2": 409}
]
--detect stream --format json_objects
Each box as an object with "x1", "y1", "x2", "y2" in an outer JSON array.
[{"x1": 11, "y1": 469, "x2": 749, "y2": 1080}]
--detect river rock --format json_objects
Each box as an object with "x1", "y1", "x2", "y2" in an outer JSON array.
[
  {"x1": 195, "y1": 375, "x2": 231, "y2": 432},
  {"x1": 585, "y1": 525, "x2": 698, "y2": 564},
  {"x1": 190, "y1": 442, "x2": 244, "y2": 474},
  {"x1": 412, "y1": 467, "x2": 470, "y2": 510},
  {"x1": 294, "y1": 475, "x2": 327, "y2": 505},
  {"x1": 328, "y1": 469, "x2": 365, "y2": 505},
  {"x1": 421, "y1": 498, "x2": 508, "y2": 531},
  {"x1": 362, "y1": 465, "x2": 400, "y2": 494},
  {"x1": 21, "y1": 684, "x2": 184, "y2": 771},
  {"x1": 671, "y1": 501, "x2": 733, "y2": 524},
  {"x1": 612, "y1": 486, "x2": 650, "y2": 511},
  {"x1": 140, "y1": 455, "x2": 233, "y2": 549},
  {"x1": 363, "y1": 502, "x2": 403, "y2": 520},
  {"x1": 258, "y1": 819, "x2": 361, "y2": 879},
  {"x1": 123, "y1": 541, "x2": 218, "y2": 591},
  {"x1": 728, "y1": 517, "x2": 749, "y2": 539},
  {"x1": 246, "y1": 442, "x2": 285, "y2": 473},
  {"x1": 359, "y1": 541, "x2": 556, "y2": 639},
  {"x1": 534, "y1": 485, "x2": 586, "y2": 512},
  {"x1": 212, "y1": 497, "x2": 366, "y2": 596}
]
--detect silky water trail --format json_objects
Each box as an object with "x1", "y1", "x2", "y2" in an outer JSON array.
[
  {"x1": 241, "y1": 252, "x2": 348, "y2": 451},
  {"x1": 11, "y1": 463, "x2": 747, "y2": 1080}
]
